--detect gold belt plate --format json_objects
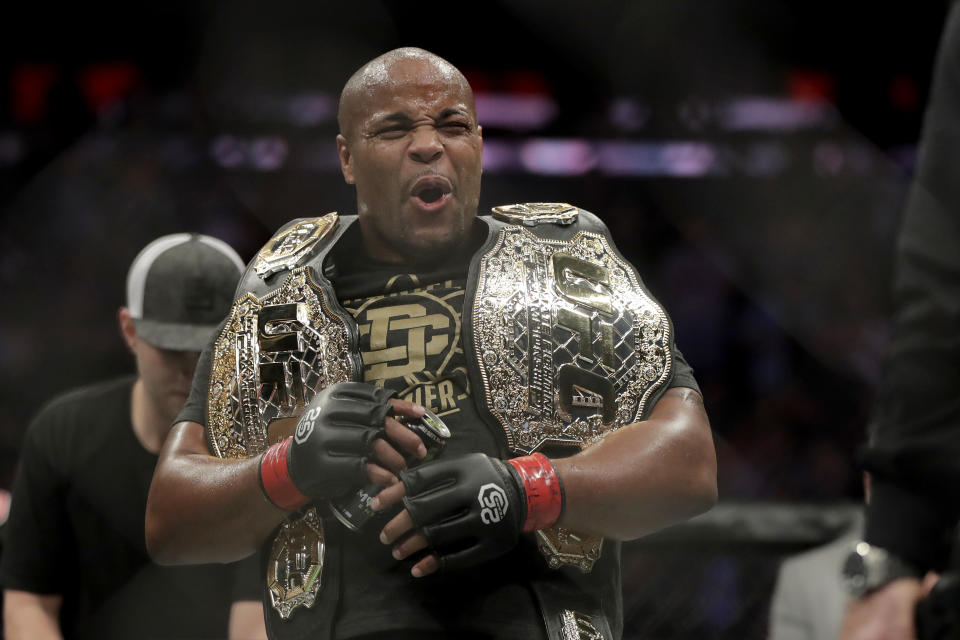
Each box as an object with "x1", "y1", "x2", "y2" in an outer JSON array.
[
  {"x1": 267, "y1": 508, "x2": 326, "y2": 620},
  {"x1": 207, "y1": 266, "x2": 357, "y2": 618},
  {"x1": 207, "y1": 266, "x2": 355, "y2": 458},
  {"x1": 472, "y1": 226, "x2": 672, "y2": 571}
]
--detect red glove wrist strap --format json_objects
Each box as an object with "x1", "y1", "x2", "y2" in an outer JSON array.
[
  {"x1": 507, "y1": 452, "x2": 564, "y2": 532},
  {"x1": 259, "y1": 437, "x2": 309, "y2": 511}
]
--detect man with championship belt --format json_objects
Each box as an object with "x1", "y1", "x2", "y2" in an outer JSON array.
[{"x1": 145, "y1": 48, "x2": 718, "y2": 640}]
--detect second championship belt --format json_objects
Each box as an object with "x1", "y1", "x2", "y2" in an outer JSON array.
[
  {"x1": 206, "y1": 213, "x2": 363, "y2": 619},
  {"x1": 470, "y1": 203, "x2": 673, "y2": 572}
]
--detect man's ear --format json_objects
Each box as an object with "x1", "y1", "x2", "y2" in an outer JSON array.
[
  {"x1": 477, "y1": 125, "x2": 483, "y2": 175},
  {"x1": 118, "y1": 307, "x2": 137, "y2": 352},
  {"x1": 336, "y1": 134, "x2": 355, "y2": 185}
]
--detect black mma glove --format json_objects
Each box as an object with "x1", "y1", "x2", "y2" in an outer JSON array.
[
  {"x1": 259, "y1": 381, "x2": 396, "y2": 510},
  {"x1": 399, "y1": 451, "x2": 564, "y2": 571}
]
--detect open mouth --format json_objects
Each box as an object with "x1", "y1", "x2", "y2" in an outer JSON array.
[
  {"x1": 419, "y1": 187, "x2": 444, "y2": 203},
  {"x1": 411, "y1": 176, "x2": 452, "y2": 206}
]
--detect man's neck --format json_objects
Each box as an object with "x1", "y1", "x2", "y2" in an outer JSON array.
[{"x1": 130, "y1": 379, "x2": 170, "y2": 454}]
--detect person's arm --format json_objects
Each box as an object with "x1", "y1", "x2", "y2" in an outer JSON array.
[
  {"x1": 551, "y1": 386, "x2": 716, "y2": 538},
  {"x1": 227, "y1": 549, "x2": 267, "y2": 640},
  {"x1": 146, "y1": 389, "x2": 430, "y2": 565},
  {"x1": 839, "y1": 4, "x2": 960, "y2": 638},
  {"x1": 3, "y1": 590, "x2": 63, "y2": 640},
  {"x1": 145, "y1": 420, "x2": 282, "y2": 565},
  {"x1": 377, "y1": 386, "x2": 717, "y2": 576},
  {"x1": 228, "y1": 601, "x2": 267, "y2": 640},
  {"x1": 1, "y1": 405, "x2": 72, "y2": 637},
  {"x1": 838, "y1": 576, "x2": 938, "y2": 640}
]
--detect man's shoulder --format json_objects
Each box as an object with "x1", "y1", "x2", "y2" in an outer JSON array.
[
  {"x1": 28, "y1": 376, "x2": 134, "y2": 440},
  {"x1": 38, "y1": 376, "x2": 134, "y2": 415},
  {"x1": 236, "y1": 213, "x2": 357, "y2": 298}
]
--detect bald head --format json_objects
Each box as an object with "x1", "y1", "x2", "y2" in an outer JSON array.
[
  {"x1": 337, "y1": 47, "x2": 475, "y2": 139},
  {"x1": 333, "y1": 46, "x2": 483, "y2": 265}
]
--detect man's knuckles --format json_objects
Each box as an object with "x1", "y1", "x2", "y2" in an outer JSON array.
[
  {"x1": 365, "y1": 462, "x2": 397, "y2": 488},
  {"x1": 370, "y1": 439, "x2": 407, "y2": 472},
  {"x1": 383, "y1": 417, "x2": 427, "y2": 459},
  {"x1": 390, "y1": 532, "x2": 429, "y2": 560}
]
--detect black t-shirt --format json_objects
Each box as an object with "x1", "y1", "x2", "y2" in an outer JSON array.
[
  {"x1": 180, "y1": 220, "x2": 700, "y2": 638},
  {"x1": 0, "y1": 376, "x2": 257, "y2": 639},
  {"x1": 328, "y1": 223, "x2": 548, "y2": 639}
]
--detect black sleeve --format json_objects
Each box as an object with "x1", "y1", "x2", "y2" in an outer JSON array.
[
  {"x1": 176, "y1": 331, "x2": 217, "y2": 428},
  {"x1": 668, "y1": 345, "x2": 701, "y2": 395},
  {"x1": 859, "y1": 2, "x2": 960, "y2": 571},
  {"x1": 0, "y1": 408, "x2": 70, "y2": 593},
  {"x1": 230, "y1": 551, "x2": 263, "y2": 603}
]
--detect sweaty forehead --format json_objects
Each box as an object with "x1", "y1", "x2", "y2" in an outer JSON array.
[{"x1": 340, "y1": 56, "x2": 475, "y2": 135}]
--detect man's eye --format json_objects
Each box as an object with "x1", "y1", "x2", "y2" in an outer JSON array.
[
  {"x1": 441, "y1": 122, "x2": 470, "y2": 134},
  {"x1": 377, "y1": 127, "x2": 409, "y2": 138}
]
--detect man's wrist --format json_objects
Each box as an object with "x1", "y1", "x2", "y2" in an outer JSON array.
[
  {"x1": 842, "y1": 540, "x2": 922, "y2": 599},
  {"x1": 259, "y1": 437, "x2": 310, "y2": 511},
  {"x1": 506, "y1": 453, "x2": 564, "y2": 532}
]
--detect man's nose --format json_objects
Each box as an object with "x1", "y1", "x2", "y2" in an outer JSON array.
[{"x1": 408, "y1": 126, "x2": 443, "y2": 163}]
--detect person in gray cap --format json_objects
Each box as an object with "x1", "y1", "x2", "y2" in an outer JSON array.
[{"x1": 0, "y1": 233, "x2": 266, "y2": 639}]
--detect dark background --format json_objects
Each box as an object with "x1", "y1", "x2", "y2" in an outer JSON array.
[{"x1": 0, "y1": 2, "x2": 952, "y2": 637}]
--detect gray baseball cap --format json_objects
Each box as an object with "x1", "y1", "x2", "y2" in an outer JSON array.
[{"x1": 126, "y1": 233, "x2": 245, "y2": 351}]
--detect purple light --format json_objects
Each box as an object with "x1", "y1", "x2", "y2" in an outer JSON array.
[
  {"x1": 288, "y1": 92, "x2": 336, "y2": 127},
  {"x1": 209, "y1": 135, "x2": 288, "y2": 170},
  {"x1": 481, "y1": 139, "x2": 523, "y2": 172},
  {"x1": 210, "y1": 135, "x2": 246, "y2": 168},
  {"x1": 598, "y1": 141, "x2": 718, "y2": 177},
  {"x1": 250, "y1": 136, "x2": 288, "y2": 171},
  {"x1": 520, "y1": 139, "x2": 597, "y2": 175},
  {"x1": 608, "y1": 98, "x2": 649, "y2": 132},
  {"x1": 475, "y1": 93, "x2": 558, "y2": 130},
  {"x1": 719, "y1": 97, "x2": 833, "y2": 132}
]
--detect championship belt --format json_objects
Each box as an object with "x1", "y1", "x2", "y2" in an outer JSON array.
[
  {"x1": 206, "y1": 214, "x2": 362, "y2": 619},
  {"x1": 472, "y1": 203, "x2": 673, "y2": 572}
]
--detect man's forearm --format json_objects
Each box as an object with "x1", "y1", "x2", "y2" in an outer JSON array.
[
  {"x1": 228, "y1": 601, "x2": 269, "y2": 640},
  {"x1": 552, "y1": 387, "x2": 717, "y2": 540},
  {"x1": 145, "y1": 421, "x2": 287, "y2": 565},
  {"x1": 3, "y1": 590, "x2": 63, "y2": 640}
]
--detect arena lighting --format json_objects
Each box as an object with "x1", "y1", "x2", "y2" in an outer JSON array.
[
  {"x1": 248, "y1": 137, "x2": 289, "y2": 171},
  {"x1": 480, "y1": 139, "x2": 524, "y2": 172},
  {"x1": 608, "y1": 98, "x2": 650, "y2": 132},
  {"x1": 10, "y1": 64, "x2": 60, "y2": 124},
  {"x1": 77, "y1": 63, "x2": 142, "y2": 119},
  {"x1": 99, "y1": 131, "x2": 889, "y2": 178},
  {"x1": 207, "y1": 91, "x2": 336, "y2": 127},
  {"x1": 119, "y1": 89, "x2": 832, "y2": 134},
  {"x1": 209, "y1": 134, "x2": 292, "y2": 171},
  {"x1": 210, "y1": 135, "x2": 246, "y2": 168},
  {"x1": 287, "y1": 93, "x2": 336, "y2": 126},
  {"x1": 473, "y1": 93, "x2": 558, "y2": 130},
  {"x1": 718, "y1": 97, "x2": 835, "y2": 132},
  {"x1": 597, "y1": 141, "x2": 718, "y2": 177},
  {"x1": 519, "y1": 139, "x2": 597, "y2": 175}
]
